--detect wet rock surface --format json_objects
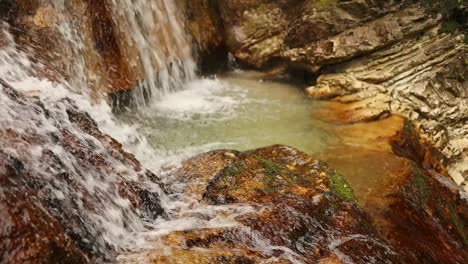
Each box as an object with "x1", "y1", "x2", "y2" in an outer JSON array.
[
  {"x1": 2, "y1": 0, "x2": 136, "y2": 92},
  {"x1": 0, "y1": 163, "x2": 90, "y2": 264},
  {"x1": 124, "y1": 145, "x2": 405, "y2": 264},
  {"x1": 0, "y1": 80, "x2": 164, "y2": 262},
  {"x1": 128, "y1": 143, "x2": 468, "y2": 264},
  {"x1": 176, "y1": 0, "x2": 227, "y2": 73},
  {"x1": 387, "y1": 166, "x2": 468, "y2": 263},
  {"x1": 386, "y1": 120, "x2": 468, "y2": 263}
]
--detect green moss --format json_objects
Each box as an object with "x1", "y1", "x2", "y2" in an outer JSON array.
[
  {"x1": 216, "y1": 161, "x2": 246, "y2": 187},
  {"x1": 464, "y1": 34, "x2": 468, "y2": 44},
  {"x1": 224, "y1": 163, "x2": 241, "y2": 176},
  {"x1": 411, "y1": 166, "x2": 430, "y2": 205},
  {"x1": 257, "y1": 157, "x2": 283, "y2": 176},
  {"x1": 330, "y1": 172, "x2": 356, "y2": 202},
  {"x1": 449, "y1": 204, "x2": 468, "y2": 246}
]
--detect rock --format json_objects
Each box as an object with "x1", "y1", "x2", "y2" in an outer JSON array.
[
  {"x1": 387, "y1": 166, "x2": 468, "y2": 263},
  {"x1": 386, "y1": 122, "x2": 468, "y2": 262},
  {"x1": 1, "y1": 0, "x2": 138, "y2": 92},
  {"x1": 0, "y1": 80, "x2": 164, "y2": 261},
  {"x1": 215, "y1": 0, "x2": 427, "y2": 70},
  {"x1": 1, "y1": 0, "x2": 200, "y2": 96},
  {"x1": 138, "y1": 145, "x2": 405, "y2": 263},
  {"x1": 309, "y1": 25, "x2": 467, "y2": 187},
  {"x1": 390, "y1": 120, "x2": 449, "y2": 175},
  {"x1": 176, "y1": 0, "x2": 227, "y2": 74},
  {"x1": 0, "y1": 175, "x2": 90, "y2": 264}
]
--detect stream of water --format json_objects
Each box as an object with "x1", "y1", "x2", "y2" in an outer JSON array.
[{"x1": 0, "y1": 1, "x2": 411, "y2": 262}]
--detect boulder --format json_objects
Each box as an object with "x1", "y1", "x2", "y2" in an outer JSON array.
[
  {"x1": 122, "y1": 145, "x2": 406, "y2": 263},
  {"x1": 386, "y1": 166, "x2": 468, "y2": 263}
]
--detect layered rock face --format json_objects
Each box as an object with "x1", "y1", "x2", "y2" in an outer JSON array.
[
  {"x1": 216, "y1": 0, "x2": 409, "y2": 69},
  {"x1": 214, "y1": 0, "x2": 467, "y2": 188}
]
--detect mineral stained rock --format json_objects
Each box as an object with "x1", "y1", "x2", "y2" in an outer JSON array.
[{"x1": 121, "y1": 145, "x2": 406, "y2": 264}]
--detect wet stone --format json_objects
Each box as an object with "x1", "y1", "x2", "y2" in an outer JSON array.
[{"x1": 163, "y1": 144, "x2": 403, "y2": 263}]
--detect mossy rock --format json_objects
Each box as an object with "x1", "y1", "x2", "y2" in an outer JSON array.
[
  {"x1": 173, "y1": 145, "x2": 401, "y2": 263},
  {"x1": 330, "y1": 172, "x2": 357, "y2": 202}
]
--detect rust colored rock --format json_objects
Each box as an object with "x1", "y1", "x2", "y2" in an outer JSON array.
[
  {"x1": 169, "y1": 145, "x2": 403, "y2": 263},
  {"x1": 390, "y1": 120, "x2": 448, "y2": 175},
  {"x1": 0, "y1": 152, "x2": 90, "y2": 264},
  {"x1": 386, "y1": 166, "x2": 468, "y2": 263}
]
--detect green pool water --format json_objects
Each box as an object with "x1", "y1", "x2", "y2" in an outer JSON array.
[{"x1": 120, "y1": 71, "x2": 337, "y2": 160}]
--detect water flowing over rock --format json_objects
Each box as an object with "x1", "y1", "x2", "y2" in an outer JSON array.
[
  {"x1": 0, "y1": 78, "x2": 165, "y2": 261},
  {"x1": 2, "y1": 0, "x2": 196, "y2": 106},
  {"x1": 1, "y1": 0, "x2": 467, "y2": 263},
  {"x1": 121, "y1": 145, "x2": 405, "y2": 263}
]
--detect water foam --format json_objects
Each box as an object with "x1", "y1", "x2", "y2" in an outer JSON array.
[{"x1": 151, "y1": 78, "x2": 247, "y2": 121}]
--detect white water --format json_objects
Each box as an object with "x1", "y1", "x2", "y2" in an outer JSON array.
[
  {"x1": 0, "y1": 3, "x2": 303, "y2": 261},
  {"x1": 110, "y1": 0, "x2": 197, "y2": 106},
  {"x1": 0, "y1": 27, "x2": 150, "y2": 255}
]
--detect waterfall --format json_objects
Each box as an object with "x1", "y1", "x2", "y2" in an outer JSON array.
[
  {"x1": 0, "y1": 0, "x2": 196, "y2": 260},
  {"x1": 110, "y1": 0, "x2": 197, "y2": 107},
  {"x1": 21, "y1": 0, "x2": 197, "y2": 106},
  {"x1": 0, "y1": 1, "x2": 258, "y2": 263}
]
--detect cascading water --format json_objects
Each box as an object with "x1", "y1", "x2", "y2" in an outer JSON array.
[
  {"x1": 0, "y1": 26, "x2": 166, "y2": 259},
  {"x1": 0, "y1": 0, "x2": 197, "y2": 259},
  {"x1": 109, "y1": 0, "x2": 197, "y2": 107},
  {"x1": 0, "y1": 1, "x2": 277, "y2": 262}
]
